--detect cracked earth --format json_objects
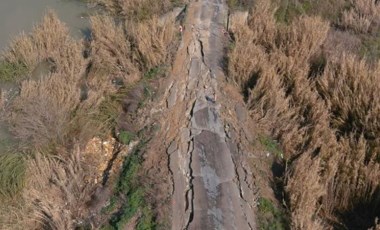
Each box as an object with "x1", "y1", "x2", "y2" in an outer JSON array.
[{"x1": 146, "y1": 0, "x2": 257, "y2": 229}]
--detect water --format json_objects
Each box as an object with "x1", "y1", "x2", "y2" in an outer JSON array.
[{"x1": 0, "y1": 0, "x2": 90, "y2": 51}]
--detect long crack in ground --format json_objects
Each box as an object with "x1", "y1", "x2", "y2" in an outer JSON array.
[{"x1": 153, "y1": 0, "x2": 258, "y2": 229}]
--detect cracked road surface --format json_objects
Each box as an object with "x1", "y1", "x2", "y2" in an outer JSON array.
[{"x1": 162, "y1": 0, "x2": 256, "y2": 229}]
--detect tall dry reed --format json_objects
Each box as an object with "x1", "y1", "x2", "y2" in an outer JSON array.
[
  {"x1": 229, "y1": 0, "x2": 380, "y2": 228},
  {"x1": 341, "y1": 0, "x2": 380, "y2": 33},
  {"x1": 3, "y1": 11, "x2": 85, "y2": 79}
]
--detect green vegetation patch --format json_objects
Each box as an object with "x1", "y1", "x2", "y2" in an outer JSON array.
[
  {"x1": 170, "y1": 0, "x2": 185, "y2": 7},
  {"x1": 259, "y1": 135, "x2": 284, "y2": 159},
  {"x1": 118, "y1": 131, "x2": 135, "y2": 145},
  {"x1": 92, "y1": 88, "x2": 129, "y2": 133},
  {"x1": 144, "y1": 65, "x2": 167, "y2": 80},
  {"x1": 360, "y1": 35, "x2": 380, "y2": 61},
  {"x1": 258, "y1": 197, "x2": 289, "y2": 230},
  {"x1": 274, "y1": 2, "x2": 305, "y2": 24},
  {"x1": 273, "y1": 0, "x2": 349, "y2": 24},
  {"x1": 227, "y1": 0, "x2": 253, "y2": 11},
  {"x1": 103, "y1": 140, "x2": 155, "y2": 230},
  {"x1": 0, "y1": 138, "x2": 12, "y2": 152},
  {"x1": 227, "y1": 0, "x2": 240, "y2": 9},
  {"x1": 136, "y1": 207, "x2": 155, "y2": 230},
  {"x1": 136, "y1": 82, "x2": 155, "y2": 109},
  {"x1": 0, "y1": 61, "x2": 28, "y2": 83},
  {"x1": 0, "y1": 153, "x2": 26, "y2": 199}
]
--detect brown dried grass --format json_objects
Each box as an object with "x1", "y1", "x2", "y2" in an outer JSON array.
[
  {"x1": 26, "y1": 151, "x2": 94, "y2": 230},
  {"x1": 3, "y1": 11, "x2": 85, "y2": 79},
  {"x1": 89, "y1": 13, "x2": 176, "y2": 87},
  {"x1": 0, "y1": 150, "x2": 95, "y2": 230},
  {"x1": 317, "y1": 55, "x2": 380, "y2": 214},
  {"x1": 341, "y1": 0, "x2": 380, "y2": 33},
  {"x1": 4, "y1": 12, "x2": 138, "y2": 150},
  {"x1": 94, "y1": 0, "x2": 184, "y2": 21},
  {"x1": 128, "y1": 17, "x2": 176, "y2": 70},
  {"x1": 7, "y1": 74, "x2": 81, "y2": 150},
  {"x1": 89, "y1": 15, "x2": 139, "y2": 84},
  {"x1": 229, "y1": 0, "x2": 380, "y2": 228},
  {"x1": 0, "y1": 1, "x2": 182, "y2": 227}
]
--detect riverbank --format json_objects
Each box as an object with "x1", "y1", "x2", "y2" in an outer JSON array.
[
  {"x1": 0, "y1": 0, "x2": 186, "y2": 228},
  {"x1": 0, "y1": 0, "x2": 89, "y2": 51}
]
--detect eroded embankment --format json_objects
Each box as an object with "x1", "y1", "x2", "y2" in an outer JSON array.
[{"x1": 149, "y1": 0, "x2": 257, "y2": 229}]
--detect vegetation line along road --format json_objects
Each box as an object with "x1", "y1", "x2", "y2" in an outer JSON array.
[{"x1": 2, "y1": 0, "x2": 380, "y2": 229}]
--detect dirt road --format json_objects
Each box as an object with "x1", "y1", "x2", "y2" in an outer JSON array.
[{"x1": 156, "y1": 0, "x2": 257, "y2": 229}]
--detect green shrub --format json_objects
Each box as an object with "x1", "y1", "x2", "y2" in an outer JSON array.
[
  {"x1": 0, "y1": 153, "x2": 26, "y2": 199},
  {"x1": 274, "y1": 2, "x2": 304, "y2": 24},
  {"x1": 102, "y1": 196, "x2": 118, "y2": 214},
  {"x1": 258, "y1": 197, "x2": 289, "y2": 230},
  {"x1": 109, "y1": 142, "x2": 155, "y2": 229},
  {"x1": 117, "y1": 153, "x2": 141, "y2": 194},
  {"x1": 259, "y1": 135, "x2": 284, "y2": 159},
  {"x1": 92, "y1": 88, "x2": 128, "y2": 133},
  {"x1": 227, "y1": 0, "x2": 239, "y2": 9},
  {"x1": 118, "y1": 131, "x2": 135, "y2": 145},
  {"x1": 100, "y1": 224, "x2": 114, "y2": 230},
  {"x1": 228, "y1": 0, "x2": 254, "y2": 10},
  {"x1": 137, "y1": 207, "x2": 155, "y2": 230},
  {"x1": 273, "y1": 0, "x2": 348, "y2": 24},
  {"x1": 144, "y1": 66, "x2": 166, "y2": 79},
  {"x1": 114, "y1": 189, "x2": 144, "y2": 229},
  {"x1": 0, "y1": 61, "x2": 28, "y2": 83},
  {"x1": 360, "y1": 35, "x2": 380, "y2": 61},
  {"x1": 0, "y1": 138, "x2": 12, "y2": 151}
]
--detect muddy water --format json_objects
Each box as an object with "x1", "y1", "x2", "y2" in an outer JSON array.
[
  {"x1": 0, "y1": 0, "x2": 90, "y2": 151},
  {"x1": 0, "y1": 0, "x2": 90, "y2": 51}
]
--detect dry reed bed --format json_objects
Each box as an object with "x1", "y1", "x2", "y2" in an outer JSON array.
[
  {"x1": 87, "y1": 0, "x2": 180, "y2": 92},
  {"x1": 341, "y1": 0, "x2": 380, "y2": 33},
  {"x1": 128, "y1": 17, "x2": 176, "y2": 70},
  {"x1": 0, "y1": 0, "x2": 181, "y2": 228},
  {"x1": 3, "y1": 12, "x2": 88, "y2": 150},
  {"x1": 89, "y1": 14, "x2": 176, "y2": 81},
  {"x1": 0, "y1": 12, "x2": 96, "y2": 229},
  {"x1": 0, "y1": 151, "x2": 93, "y2": 230},
  {"x1": 3, "y1": 11, "x2": 85, "y2": 78},
  {"x1": 94, "y1": 0, "x2": 182, "y2": 21},
  {"x1": 8, "y1": 75, "x2": 81, "y2": 149},
  {"x1": 89, "y1": 15, "x2": 139, "y2": 85},
  {"x1": 229, "y1": 0, "x2": 380, "y2": 228}
]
